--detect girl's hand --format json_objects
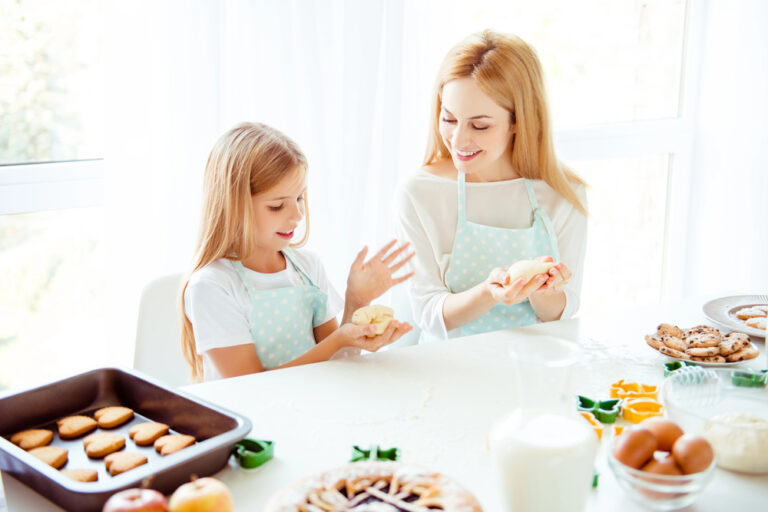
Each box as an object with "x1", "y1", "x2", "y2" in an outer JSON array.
[
  {"x1": 338, "y1": 320, "x2": 413, "y2": 352},
  {"x1": 346, "y1": 240, "x2": 415, "y2": 307}
]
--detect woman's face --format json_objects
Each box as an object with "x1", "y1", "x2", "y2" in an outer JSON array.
[
  {"x1": 250, "y1": 166, "x2": 306, "y2": 253},
  {"x1": 439, "y1": 77, "x2": 515, "y2": 178}
]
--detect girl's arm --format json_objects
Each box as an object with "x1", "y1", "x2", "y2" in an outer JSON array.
[{"x1": 206, "y1": 319, "x2": 413, "y2": 378}]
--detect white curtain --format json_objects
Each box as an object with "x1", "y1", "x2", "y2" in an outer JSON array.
[
  {"x1": 101, "y1": 0, "x2": 768, "y2": 364},
  {"x1": 684, "y1": 0, "x2": 768, "y2": 297}
]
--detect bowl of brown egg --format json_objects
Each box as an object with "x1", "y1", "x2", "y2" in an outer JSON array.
[{"x1": 607, "y1": 417, "x2": 716, "y2": 511}]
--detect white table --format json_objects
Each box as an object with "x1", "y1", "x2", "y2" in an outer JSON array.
[{"x1": 5, "y1": 301, "x2": 768, "y2": 510}]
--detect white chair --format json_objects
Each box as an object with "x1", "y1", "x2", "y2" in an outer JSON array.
[{"x1": 133, "y1": 273, "x2": 190, "y2": 387}]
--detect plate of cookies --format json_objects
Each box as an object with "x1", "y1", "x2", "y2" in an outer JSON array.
[
  {"x1": 703, "y1": 294, "x2": 768, "y2": 338},
  {"x1": 645, "y1": 323, "x2": 760, "y2": 365}
]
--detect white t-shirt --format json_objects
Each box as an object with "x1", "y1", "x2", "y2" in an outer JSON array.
[
  {"x1": 184, "y1": 248, "x2": 343, "y2": 380},
  {"x1": 393, "y1": 169, "x2": 587, "y2": 340}
]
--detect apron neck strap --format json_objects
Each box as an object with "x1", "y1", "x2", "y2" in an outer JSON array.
[{"x1": 457, "y1": 171, "x2": 467, "y2": 222}]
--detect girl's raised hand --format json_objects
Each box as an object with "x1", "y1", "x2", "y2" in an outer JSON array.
[
  {"x1": 339, "y1": 320, "x2": 413, "y2": 352},
  {"x1": 346, "y1": 240, "x2": 415, "y2": 307}
]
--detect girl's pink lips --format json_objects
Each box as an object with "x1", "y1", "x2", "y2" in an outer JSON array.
[
  {"x1": 455, "y1": 149, "x2": 482, "y2": 162},
  {"x1": 276, "y1": 230, "x2": 294, "y2": 240}
]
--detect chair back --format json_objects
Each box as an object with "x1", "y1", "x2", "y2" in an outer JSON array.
[{"x1": 134, "y1": 273, "x2": 190, "y2": 387}]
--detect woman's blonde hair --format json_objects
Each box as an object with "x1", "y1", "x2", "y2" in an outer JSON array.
[
  {"x1": 179, "y1": 122, "x2": 309, "y2": 381},
  {"x1": 424, "y1": 30, "x2": 587, "y2": 215}
]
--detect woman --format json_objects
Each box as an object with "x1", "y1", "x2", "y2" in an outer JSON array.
[{"x1": 394, "y1": 30, "x2": 588, "y2": 341}]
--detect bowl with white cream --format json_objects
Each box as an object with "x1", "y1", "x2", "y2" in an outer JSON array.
[{"x1": 662, "y1": 366, "x2": 768, "y2": 474}]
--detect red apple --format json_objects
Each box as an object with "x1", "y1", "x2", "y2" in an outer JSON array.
[
  {"x1": 168, "y1": 477, "x2": 232, "y2": 512},
  {"x1": 102, "y1": 488, "x2": 169, "y2": 512}
]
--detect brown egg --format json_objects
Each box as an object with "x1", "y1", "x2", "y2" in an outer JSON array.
[
  {"x1": 613, "y1": 428, "x2": 658, "y2": 469},
  {"x1": 641, "y1": 454, "x2": 684, "y2": 475},
  {"x1": 672, "y1": 435, "x2": 714, "y2": 474},
  {"x1": 641, "y1": 418, "x2": 684, "y2": 451}
]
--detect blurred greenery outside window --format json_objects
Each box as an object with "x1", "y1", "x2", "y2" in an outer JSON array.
[{"x1": 1, "y1": 0, "x2": 105, "y2": 391}]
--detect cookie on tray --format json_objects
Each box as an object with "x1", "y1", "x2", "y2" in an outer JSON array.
[
  {"x1": 61, "y1": 469, "x2": 98, "y2": 482},
  {"x1": 104, "y1": 452, "x2": 148, "y2": 476},
  {"x1": 57, "y1": 415, "x2": 98, "y2": 439},
  {"x1": 154, "y1": 434, "x2": 196, "y2": 456},
  {"x1": 746, "y1": 317, "x2": 767, "y2": 330},
  {"x1": 29, "y1": 446, "x2": 68, "y2": 469},
  {"x1": 83, "y1": 432, "x2": 126, "y2": 458},
  {"x1": 10, "y1": 428, "x2": 53, "y2": 450},
  {"x1": 128, "y1": 422, "x2": 169, "y2": 446},
  {"x1": 94, "y1": 406, "x2": 135, "y2": 429}
]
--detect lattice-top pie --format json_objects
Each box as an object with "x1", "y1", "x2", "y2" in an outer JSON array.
[{"x1": 265, "y1": 461, "x2": 482, "y2": 512}]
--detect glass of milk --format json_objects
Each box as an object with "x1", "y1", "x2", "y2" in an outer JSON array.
[{"x1": 489, "y1": 336, "x2": 597, "y2": 512}]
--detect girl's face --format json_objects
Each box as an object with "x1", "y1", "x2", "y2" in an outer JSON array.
[
  {"x1": 439, "y1": 77, "x2": 515, "y2": 178},
  {"x1": 251, "y1": 166, "x2": 307, "y2": 253}
]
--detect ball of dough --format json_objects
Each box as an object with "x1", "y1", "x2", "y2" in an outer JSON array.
[
  {"x1": 506, "y1": 259, "x2": 557, "y2": 285},
  {"x1": 351, "y1": 305, "x2": 394, "y2": 337}
]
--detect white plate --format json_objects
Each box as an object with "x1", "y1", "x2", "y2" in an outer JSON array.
[{"x1": 703, "y1": 294, "x2": 768, "y2": 338}]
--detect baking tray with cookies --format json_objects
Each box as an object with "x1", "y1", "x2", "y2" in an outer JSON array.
[
  {"x1": 0, "y1": 367, "x2": 251, "y2": 512},
  {"x1": 645, "y1": 322, "x2": 761, "y2": 366}
]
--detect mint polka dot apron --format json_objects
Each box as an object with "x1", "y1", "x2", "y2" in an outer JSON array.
[
  {"x1": 230, "y1": 248, "x2": 327, "y2": 369},
  {"x1": 444, "y1": 172, "x2": 560, "y2": 336}
]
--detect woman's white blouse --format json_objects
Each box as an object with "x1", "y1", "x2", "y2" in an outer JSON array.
[{"x1": 393, "y1": 169, "x2": 588, "y2": 340}]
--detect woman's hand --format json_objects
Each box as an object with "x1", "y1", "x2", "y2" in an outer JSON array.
[
  {"x1": 345, "y1": 240, "x2": 415, "y2": 308},
  {"x1": 338, "y1": 320, "x2": 413, "y2": 352},
  {"x1": 485, "y1": 267, "x2": 548, "y2": 306},
  {"x1": 532, "y1": 258, "x2": 572, "y2": 294},
  {"x1": 485, "y1": 256, "x2": 565, "y2": 305}
]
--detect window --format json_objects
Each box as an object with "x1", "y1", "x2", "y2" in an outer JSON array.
[{"x1": 1, "y1": 0, "x2": 105, "y2": 391}]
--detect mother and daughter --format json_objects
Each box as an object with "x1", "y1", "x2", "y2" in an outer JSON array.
[{"x1": 180, "y1": 30, "x2": 588, "y2": 382}]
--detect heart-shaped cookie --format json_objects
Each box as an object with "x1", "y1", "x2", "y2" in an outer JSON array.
[
  {"x1": 128, "y1": 422, "x2": 169, "y2": 446},
  {"x1": 57, "y1": 415, "x2": 98, "y2": 439},
  {"x1": 94, "y1": 406, "x2": 134, "y2": 428},
  {"x1": 61, "y1": 469, "x2": 98, "y2": 482},
  {"x1": 104, "y1": 452, "x2": 148, "y2": 476},
  {"x1": 83, "y1": 432, "x2": 125, "y2": 458},
  {"x1": 29, "y1": 446, "x2": 68, "y2": 469},
  {"x1": 10, "y1": 429, "x2": 53, "y2": 450},
  {"x1": 154, "y1": 434, "x2": 196, "y2": 456}
]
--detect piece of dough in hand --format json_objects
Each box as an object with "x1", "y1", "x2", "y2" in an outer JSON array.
[
  {"x1": 352, "y1": 305, "x2": 394, "y2": 337},
  {"x1": 506, "y1": 259, "x2": 556, "y2": 286}
]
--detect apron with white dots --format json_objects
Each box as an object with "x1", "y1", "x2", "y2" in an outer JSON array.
[
  {"x1": 444, "y1": 172, "x2": 560, "y2": 336},
  {"x1": 230, "y1": 248, "x2": 328, "y2": 369}
]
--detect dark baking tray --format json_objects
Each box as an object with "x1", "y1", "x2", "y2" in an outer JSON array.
[{"x1": 0, "y1": 367, "x2": 252, "y2": 511}]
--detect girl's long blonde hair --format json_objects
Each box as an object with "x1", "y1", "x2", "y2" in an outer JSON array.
[
  {"x1": 179, "y1": 122, "x2": 309, "y2": 381},
  {"x1": 424, "y1": 30, "x2": 587, "y2": 215}
]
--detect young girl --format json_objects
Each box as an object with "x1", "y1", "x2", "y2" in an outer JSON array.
[
  {"x1": 181, "y1": 122, "x2": 413, "y2": 381},
  {"x1": 394, "y1": 30, "x2": 588, "y2": 341}
]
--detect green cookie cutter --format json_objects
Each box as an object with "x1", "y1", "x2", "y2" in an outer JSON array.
[
  {"x1": 350, "y1": 445, "x2": 400, "y2": 462},
  {"x1": 731, "y1": 369, "x2": 768, "y2": 388},
  {"x1": 663, "y1": 361, "x2": 699, "y2": 377},
  {"x1": 577, "y1": 396, "x2": 622, "y2": 424},
  {"x1": 232, "y1": 438, "x2": 274, "y2": 469}
]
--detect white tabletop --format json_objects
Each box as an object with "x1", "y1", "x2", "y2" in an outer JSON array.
[{"x1": 4, "y1": 300, "x2": 768, "y2": 510}]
